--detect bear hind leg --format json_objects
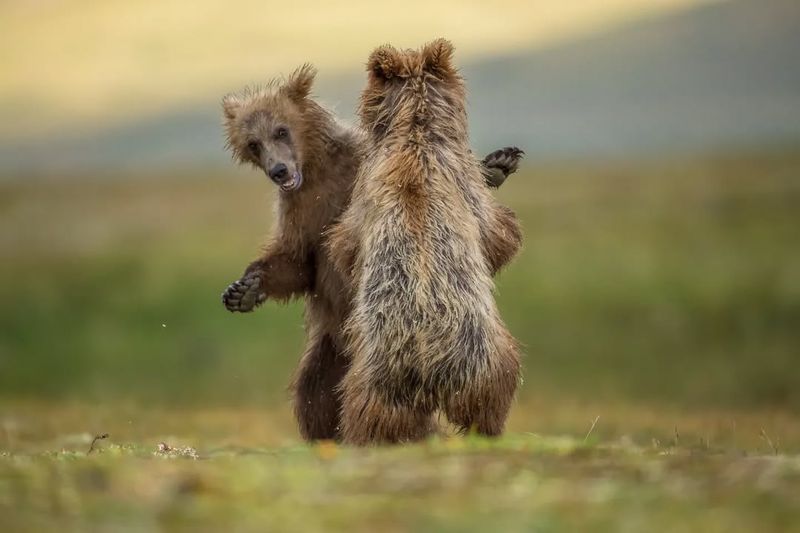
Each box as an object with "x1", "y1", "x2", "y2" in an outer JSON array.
[
  {"x1": 291, "y1": 334, "x2": 349, "y2": 441},
  {"x1": 443, "y1": 337, "x2": 520, "y2": 437},
  {"x1": 339, "y1": 362, "x2": 435, "y2": 445}
]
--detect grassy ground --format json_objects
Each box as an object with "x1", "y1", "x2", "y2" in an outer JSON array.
[
  {"x1": 2, "y1": 406, "x2": 800, "y2": 532},
  {"x1": 1, "y1": 151, "x2": 799, "y2": 529}
]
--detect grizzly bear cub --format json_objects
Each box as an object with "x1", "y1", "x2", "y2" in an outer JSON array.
[
  {"x1": 220, "y1": 64, "x2": 522, "y2": 442},
  {"x1": 328, "y1": 39, "x2": 522, "y2": 444}
]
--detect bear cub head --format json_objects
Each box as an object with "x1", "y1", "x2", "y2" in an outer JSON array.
[
  {"x1": 222, "y1": 64, "x2": 317, "y2": 193},
  {"x1": 359, "y1": 38, "x2": 467, "y2": 144}
]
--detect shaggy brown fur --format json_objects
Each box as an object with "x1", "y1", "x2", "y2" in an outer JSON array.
[
  {"x1": 221, "y1": 65, "x2": 359, "y2": 441},
  {"x1": 220, "y1": 64, "x2": 522, "y2": 442},
  {"x1": 327, "y1": 40, "x2": 522, "y2": 445}
]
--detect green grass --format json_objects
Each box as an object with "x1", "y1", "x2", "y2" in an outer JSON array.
[
  {"x1": 2, "y1": 401, "x2": 800, "y2": 530},
  {"x1": 2, "y1": 418, "x2": 800, "y2": 532},
  {"x1": 1, "y1": 152, "x2": 800, "y2": 529}
]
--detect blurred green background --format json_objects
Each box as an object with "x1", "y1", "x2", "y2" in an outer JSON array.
[
  {"x1": 2, "y1": 2, "x2": 800, "y2": 530},
  {"x1": 1, "y1": 152, "x2": 799, "y2": 414},
  {"x1": 0, "y1": 0, "x2": 799, "y2": 425}
]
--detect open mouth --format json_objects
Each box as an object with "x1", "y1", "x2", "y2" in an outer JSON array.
[{"x1": 278, "y1": 172, "x2": 303, "y2": 192}]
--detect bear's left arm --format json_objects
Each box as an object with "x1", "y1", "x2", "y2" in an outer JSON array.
[{"x1": 480, "y1": 201, "x2": 523, "y2": 275}]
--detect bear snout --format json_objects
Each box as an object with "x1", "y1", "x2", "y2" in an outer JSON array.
[{"x1": 268, "y1": 163, "x2": 289, "y2": 181}]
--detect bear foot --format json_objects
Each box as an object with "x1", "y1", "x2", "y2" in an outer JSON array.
[{"x1": 222, "y1": 270, "x2": 266, "y2": 312}]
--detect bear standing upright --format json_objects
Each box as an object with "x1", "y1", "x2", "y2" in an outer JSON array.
[
  {"x1": 221, "y1": 65, "x2": 359, "y2": 441},
  {"x1": 220, "y1": 64, "x2": 523, "y2": 442},
  {"x1": 328, "y1": 39, "x2": 522, "y2": 444}
]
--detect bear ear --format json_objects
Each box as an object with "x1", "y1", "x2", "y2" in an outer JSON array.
[
  {"x1": 368, "y1": 44, "x2": 402, "y2": 80},
  {"x1": 284, "y1": 63, "x2": 317, "y2": 103},
  {"x1": 222, "y1": 93, "x2": 242, "y2": 121},
  {"x1": 421, "y1": 38, "x2": 456, "y2": 75}
]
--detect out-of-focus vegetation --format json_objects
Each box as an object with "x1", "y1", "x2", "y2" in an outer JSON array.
[
  {"x1": 1, "y1": 152, "x2": 798, "y2": 409},
  {"x1": 3, "y1": 430, "x2": 800, "y2": 532},
  {"x1": 1, "y1": 152, "x2": 799, "y2": 529}
]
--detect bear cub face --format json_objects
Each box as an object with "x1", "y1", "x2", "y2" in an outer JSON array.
[
  {"x1": 222, "y1": 65, "x2": 317, "y2": 193},
  {"x1": 359, "y1": 38, "x2": 467, "y2": 143}
]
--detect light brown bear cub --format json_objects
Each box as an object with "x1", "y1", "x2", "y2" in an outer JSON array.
[
  {"x1": 220, "y1": 65, "x2": 522, "y2": 442},
  {"x1": 328, "y1": 39, "x2": 522, "y2": 444}
]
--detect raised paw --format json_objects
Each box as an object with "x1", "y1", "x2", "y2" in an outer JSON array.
[
  {"x1": 222, "y1": 270, "x2": 266, "y2": 313},
  {"x1": 481, "y1": 147, "x2": 525, "y2": 188}
]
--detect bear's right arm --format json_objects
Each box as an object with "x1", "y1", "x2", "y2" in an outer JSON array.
[
  {"x1": 245, "y1": 246, "x2": 314, "y2": 302},
  {"x1": 480, "y1": 147, "x2": 524, "y2": 188},
  {"x1": 480, "y1": 202, "x2": 523, "y2": 275},
  {"x1": 222, "y1": 244, "x2": 315, "y2": 313},
  {"x1": 468, "y1": 156, "x2": 524, "y2": 275}
]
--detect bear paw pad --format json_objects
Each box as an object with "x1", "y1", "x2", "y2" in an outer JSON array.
[{"x1": 222, "y1": 271, "x2": 266, "y2": 312}]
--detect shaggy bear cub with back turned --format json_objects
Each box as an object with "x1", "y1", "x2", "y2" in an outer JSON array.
[
  {"x1": 220, "y1": 64, "x2": 523, "y2": 442},
  {"x1": 328, "y1": 39, "x2": 522, "y2": 444}
]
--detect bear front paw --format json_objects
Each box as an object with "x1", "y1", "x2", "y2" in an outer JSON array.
[
  {"x1": 482, "y1": 147, "x2": 524, "y2": 188},
  {"x1": 222, "y1": 270, "x2": 266, "y2": 312}
]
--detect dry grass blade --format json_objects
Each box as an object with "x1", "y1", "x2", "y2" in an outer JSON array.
[
  {"x1": 584, "y1": 416, "x2": 600, "y2": 443},
  {"x1": 760, "y1": 428, "x2": 779, "y2": 455},
  {"x1": 87, "y1": 433, "x2": 109, "y2": 455}
]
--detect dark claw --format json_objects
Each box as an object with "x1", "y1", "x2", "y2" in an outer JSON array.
[
  {"x1": 482, "y1": 147, "x2": 525, "y2": 188},
  {"x1": 222, "y1": 270, "x2": 264, "y2": 313}
]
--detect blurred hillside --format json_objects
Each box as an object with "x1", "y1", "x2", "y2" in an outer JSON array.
[
  {"x1": 466, "y1": 0, "x2": 800, "y2": 156},
  {"x1": 1, "y1": 0, "x2": 799, "y2": 175}
]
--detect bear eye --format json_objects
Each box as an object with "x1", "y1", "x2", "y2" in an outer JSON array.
[
  {"x1": 274, "y1": 127, "x2": 289, "y2": 140},
  {"x1": 247, "y1": 140, "x2": 260, "y2": 155}
]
